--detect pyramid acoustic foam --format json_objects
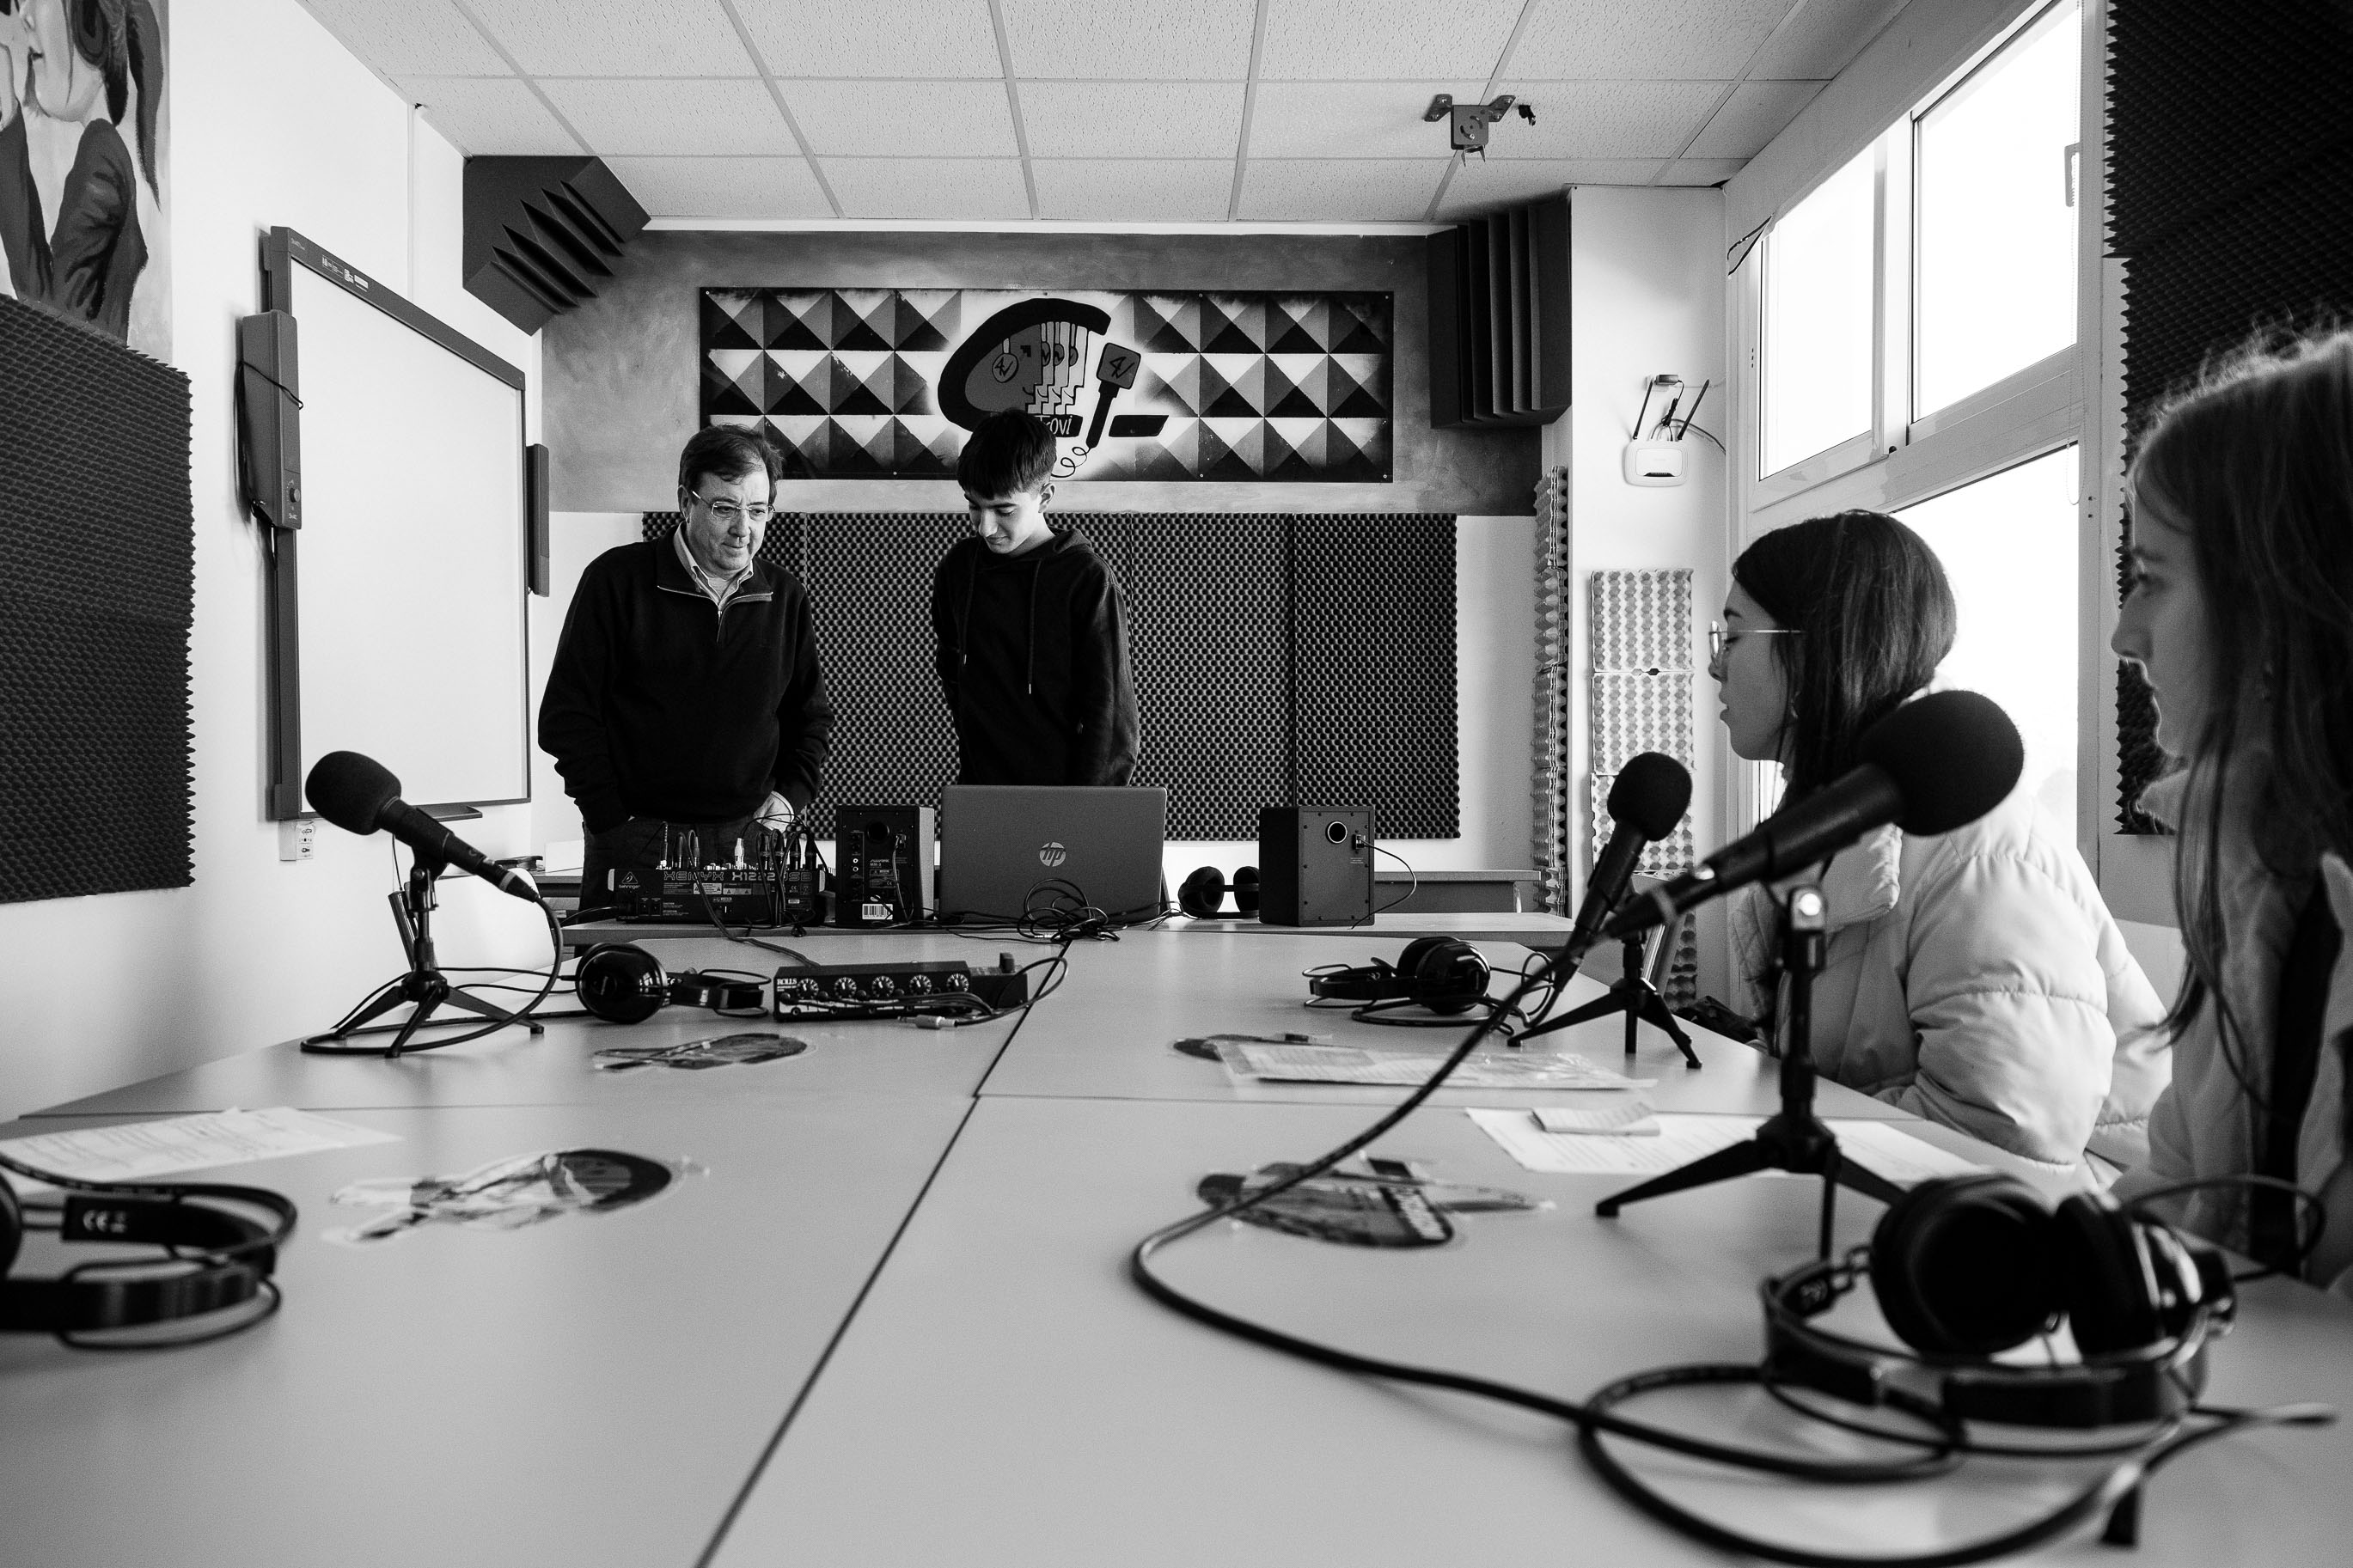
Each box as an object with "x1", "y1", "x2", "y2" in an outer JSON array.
[{"x1": 700, "y1": 288, "x2": 1391, "y2": 483}]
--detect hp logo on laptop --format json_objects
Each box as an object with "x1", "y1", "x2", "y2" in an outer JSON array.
[{"x1": 1038, "y1": 841, "x2": 1068, "y2": 867}]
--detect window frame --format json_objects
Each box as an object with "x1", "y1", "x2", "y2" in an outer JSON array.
[{"x1": 1729, "y1": 0, "x2": 2106, "y2": 865}]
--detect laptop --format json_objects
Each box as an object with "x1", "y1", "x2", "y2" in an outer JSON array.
[{"x1": 937, "y1": 786, "x2": 1169, "y2": 924}]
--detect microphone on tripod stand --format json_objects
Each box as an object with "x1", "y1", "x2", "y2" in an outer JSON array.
[
  {"x1": 1519, "y1": 752, "x2": 1696, "y2": 1062},
  {"x1": 301, "y1": 751, "x2": 547, "y2": 1058}
]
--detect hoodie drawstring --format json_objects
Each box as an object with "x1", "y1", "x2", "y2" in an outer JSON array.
[{"x1": 1026, "y1": 555, "x2": 1042, "y2": 695}]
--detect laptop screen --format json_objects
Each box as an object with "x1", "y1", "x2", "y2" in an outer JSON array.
[{"x1": 937, "y1": 786, "x2": 1168, "y2": 924}]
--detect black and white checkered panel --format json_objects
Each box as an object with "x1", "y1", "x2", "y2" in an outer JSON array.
[
  {"x1": 1072, "y1": 514, "x2": 1288, "y2": 840},
  {"x1": 1292, "y1": 515, "x2": 1460, "y2": 839}
]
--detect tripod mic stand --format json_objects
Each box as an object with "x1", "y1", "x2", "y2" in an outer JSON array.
[
  {"x1": 305, "y1": 852, "x2": 545, "y2": 1059},
  {"x1": 1516, "y1": 930, "x2": 1701, "y2": 1068},
  {"x1": 1592, "y1": 882, "x2": 1902, "y2": 1258}
]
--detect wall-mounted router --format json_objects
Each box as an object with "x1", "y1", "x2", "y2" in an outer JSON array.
[{"x1": 1624, "y1": 374, "x2": 1714, "y2": 487}]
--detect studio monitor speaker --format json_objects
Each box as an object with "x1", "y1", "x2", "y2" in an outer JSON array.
[{"x1": 1257, "y1": 806, "x2": 1373, "y2": 927}]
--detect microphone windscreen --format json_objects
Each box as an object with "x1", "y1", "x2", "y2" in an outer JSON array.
[
  {"x1": 1608, "y1": 752, "x2": 1694, "y2": 841},
  {"x1": 1857, "y1": 691, "x2": 2023, "y2": 836},
  {"x1": 305, "y1": 750, "x2": 401, "y2": 836}
]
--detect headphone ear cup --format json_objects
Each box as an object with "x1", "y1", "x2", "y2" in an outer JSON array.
[
  {"x1": 1177, "y1": 867, "x2": 1226, "y2": 920},
  {"x1": 1232, "y1": 865, "x2": 1260, "y2": 915},
  {"x1": 2051, "y1": 1192, "x2": 2167, "y2": 1355},
  {"x1": 576, "y1": 943, "x2": 670, "y2": 1024},
  {"x1": 1406, "y1": 937, "x2": 1488, "y2": 1015},
  {"x1": 0, "y1": 1171, "x2": 20, "y2": 1277},
  {"x1": 1870, "y1": 1174, "x2": 2061, "y2": 1356}
]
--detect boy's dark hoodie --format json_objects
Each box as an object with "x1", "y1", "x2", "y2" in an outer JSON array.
[{"x1": 930, "y1": 524, "x2": 1139, "y2": 786}]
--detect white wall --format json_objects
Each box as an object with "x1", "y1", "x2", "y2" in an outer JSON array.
[
  {"x1": 0, "y1": 0, "x2": 544, "y2": 1120},
  {"x1": 1562, "y1": 186, "x2": 1731, "y2": 1000}
]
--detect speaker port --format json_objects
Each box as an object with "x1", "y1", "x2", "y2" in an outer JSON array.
[{"x1": 1325, "y1": 820, "x2": 1348, "y2": 844}]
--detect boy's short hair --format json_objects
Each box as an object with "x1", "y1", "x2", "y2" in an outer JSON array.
[
  {"x1": 956, "y1": 411, "x2": 1056, "y2": 497},
  {"x1": 679, "y1": 424, "x2": 791, "y2": 495}
]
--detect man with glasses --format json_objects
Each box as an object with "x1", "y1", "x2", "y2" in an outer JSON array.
[{"x1": 540, "y1": 426, "x2": 834, "y2": 906}]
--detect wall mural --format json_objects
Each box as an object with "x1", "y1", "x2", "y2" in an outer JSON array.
[
  {"x1": 0, "y1": 0, "x2": 169, "y2": 355},
  {"x1": 701, "y1": 287, "x2": 1392, "y2": 483}
]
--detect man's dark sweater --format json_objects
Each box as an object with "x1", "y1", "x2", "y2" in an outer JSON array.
[
  {"x1": 540, "y1": 540, "x2": 834, "y2": 833},
  {"x1": 930, "y1": 526, "x2": 1138, "y2": 786}
]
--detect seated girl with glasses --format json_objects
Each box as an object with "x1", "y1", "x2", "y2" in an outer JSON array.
[
  {"x1": 1714, "y1": 509, "x2": 2167, "y2": 1174},
  {"x1": 2108, "y1": 329, "x2": 2353, "y2": 1289}
]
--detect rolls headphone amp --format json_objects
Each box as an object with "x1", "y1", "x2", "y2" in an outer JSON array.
[{"x1": 773, "y1": 958, "x2": 1027, "y2": 1015}]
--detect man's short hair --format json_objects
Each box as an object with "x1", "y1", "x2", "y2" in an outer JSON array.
[
  {"x1": 679, "y1": 424, "x2": 789, "y2": 496},
  {"x1": 956, "y1": 411, "x2": 1056, "y2": 497}
]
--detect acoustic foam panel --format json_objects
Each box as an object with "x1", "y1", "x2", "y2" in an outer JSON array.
[
  {"x1": 1589, "y1": 568, "x2": 1697, "y2": 1004},
  {"x1": 2106, "y1": 0, "x2": 2353, "y2": 832},
  {"x1": 638, "y1": 512, "x2": 1452, "y2": 843},
  {"x1": 0, "y1": 293, "x2": 193, "y2": 904}
]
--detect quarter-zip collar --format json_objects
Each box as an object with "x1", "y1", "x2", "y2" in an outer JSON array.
[{"x1": 658, "y1": 528, "x2": 773, "y2": 638}]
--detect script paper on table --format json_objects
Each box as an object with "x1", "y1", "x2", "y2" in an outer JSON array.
[
  {"x1": 1219, "y1": 1040, "x2": 1653, "y2": 1089},
  {"x1": 0, "y1": 1107, "x2": 400, "y2": 1194},
  {"x1": 1469, "y1": 1111, "x2": 1987, "y2": 1182}
]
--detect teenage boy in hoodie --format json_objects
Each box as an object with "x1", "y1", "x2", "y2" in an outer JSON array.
[{"x1": 931, "y1": 411, "x2": 1139, "y2": 785}]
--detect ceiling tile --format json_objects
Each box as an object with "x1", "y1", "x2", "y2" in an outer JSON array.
[
  {"x1": 396, "y1": 76, "x2": 582, "y2": 156},
  {"x1": 1257, "y1": 0, "x2": 1526, "y2": 81},
  {"x1": 778, "y1": 80, "x2": 1019, "y2": 156},
  {"x1": 1507, "y1": 0, "x2": 1794, "y2": 81},
  {"x1": 1032, "y1": 159, "x2": 1237, "y2": 222},
  {"x1": 1019, "y1": 82, "x2": 1246, "y2": 158},
  {"x1": 1439, "y1": 157, "x2": 1661, "y2": 217},
  {"x1": 1236, "y1": 159, "x2": 1448, "y2": 222},
  {"x1": 300, "y1": 0, "x2": 510, "y2": 76},
  {"x1": 1684, "y1": 79, "x2": 1824, "y2": 158},
  {"x1": 736, "y1": 0, "x2": 1002, "y2": 77},
  {"x1": 1000, "y1": 0, "x2": 1258, "y2": 80},
  {"x1": 820, "y1": 157, "x2": 1033, "y2": 220},
  {"x1": 604, "y1": 156, "x2": 835, "y2": 218},
  {"x1": 1488, "y1": 79, "x2": 1728, "y2": 158},
  {"x1": 466, "y1": 0, "x2": 755, "y2": 76},
  {"x1": 1248, "y1": 81, "x2": 1488, "y2": 160},
  {"x1": 1747, "y1": 0, "x2": 1909, "y2": 81},
  {"x1": 539, "y1": 78, "x2": 798, "y2": 156}
]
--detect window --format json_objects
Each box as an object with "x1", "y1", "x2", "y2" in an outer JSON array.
[
  {"x1": 1897, "y1": 447, "x2": 2081, "y2": 846},
  {"x1": 1914, "y1": 2, "x2": 2082, "y2": 417},
  {"x1": 1760, "y1": 147, "x2": 1875, "y2": 478}
]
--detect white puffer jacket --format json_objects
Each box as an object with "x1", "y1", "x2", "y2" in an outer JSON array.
[
  {"x1": 1731, "y1": 781, "x2": 2170, "y2": 1170},
  {"x1": 2112, "y1": 775, "x2": 2353, "y2": 1295}
]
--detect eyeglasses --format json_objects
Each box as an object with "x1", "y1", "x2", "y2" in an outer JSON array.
[
  {"x1": 1708, "y1": 621, "x2": 1801, "y2": 663},
  {"x1": 694, "y1": 494, "x2": 773, "y2": 525}
]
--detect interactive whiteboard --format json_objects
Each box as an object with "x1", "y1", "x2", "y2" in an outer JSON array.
[{"x1": 261, "y1": 229, "x2": 529, "y2": 817}]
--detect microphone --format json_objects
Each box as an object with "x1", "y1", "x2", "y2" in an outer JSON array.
[
  {"x1": 1604, "y1": 690, "x2": 2022, "y2": 941},
  {"x1": 1562, "y1": 752, "x2": 1692, "y2": 965},
  {"x1": 305, "y1": 751, "x2": 542, "y2": 904}
]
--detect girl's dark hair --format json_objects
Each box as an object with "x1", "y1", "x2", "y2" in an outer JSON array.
[
  {"x1": 69, "y1": 0, "x2": 164, "y2": 195},
  {"x1": 1732, "y1": 509, "x2": 1957, "y2": 802},
  {"x1": 2127, "y1": 328, "x2": 2353, "y2": 1090}
]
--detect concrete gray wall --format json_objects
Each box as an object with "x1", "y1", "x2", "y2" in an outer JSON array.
[{"x1": 544, "y1": 229, "x2": 1539, "y2": 516}]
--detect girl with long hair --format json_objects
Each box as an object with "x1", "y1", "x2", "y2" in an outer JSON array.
[
  {"x1": 1717, "y1": 509, "x2": 2167, "y2": 1170},
  {"x1": 2110, "y1": 328, "x2": 2353, "y2": 1290}
]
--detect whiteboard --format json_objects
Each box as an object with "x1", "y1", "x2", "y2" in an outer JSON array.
[{"x1": 266, "y1": 230, "x2": 529, "y2": 814}]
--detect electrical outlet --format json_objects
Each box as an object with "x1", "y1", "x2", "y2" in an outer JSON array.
[{"x1": 278, "y1": 817, "x2": 317, "y2": 862}]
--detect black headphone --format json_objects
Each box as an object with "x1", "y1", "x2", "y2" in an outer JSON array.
[
  {"x1": 0, "y1": 1156, "x2": 296, "y2": 1347},
  {"x1": 1764, "y1": 1173, "x2": 2235, "y2": 1428},
  {"x1": 573, "y1": 943, "x2": 769, "y2": 1024},
  {"x1": 1306, "y1": 937, "x2": 1491, "y2": 1016},
  {"x1": 1178, "y1": 864, "x2": 1260, "y2": 919}
]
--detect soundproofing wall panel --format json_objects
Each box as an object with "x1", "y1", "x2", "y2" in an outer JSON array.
[
  {"x1": 1530, "y1": 467, "x2": 1571, "y2": 913},
  {"x1": 1590, "y1": 569, "x2": 1697, "y2": 1005},
  {"x1": 701, "y1": 288, "x2": 1392, "y2": 484},
  {"x1": 639, "y1": 514, "x2": 1453, "y2": 843},
  {"x1": 2106, "y1": 0, "x2": 2353, "y2": 831},
  {"x1": 1293, "y1": 514, "x2": 1459, "y2": 841},
  {"x1": 0, "y1": 293, "x2": 193, "y2": 904}
]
